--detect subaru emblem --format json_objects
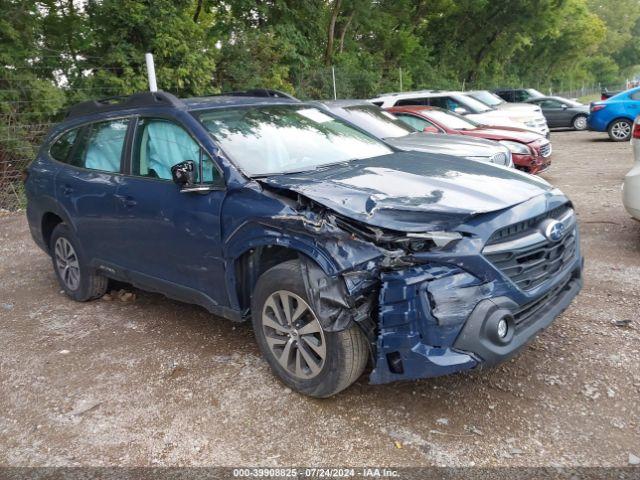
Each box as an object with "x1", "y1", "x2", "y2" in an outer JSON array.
[{"x1": 544, "y1": 220, "x2": 565, "y2": 242}]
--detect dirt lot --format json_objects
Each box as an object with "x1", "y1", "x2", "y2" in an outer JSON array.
[{"x1": 1, "y1": 131, "x2": 639, "y2": 468}]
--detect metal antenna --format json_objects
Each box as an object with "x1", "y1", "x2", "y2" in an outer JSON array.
[{"x1": 145, "y1": 53, "x2": 158, "y2": 92}]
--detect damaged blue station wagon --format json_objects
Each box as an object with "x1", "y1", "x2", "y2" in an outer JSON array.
[{"x1": 25, "y1": 91, "x2": 583, "y2": 397}]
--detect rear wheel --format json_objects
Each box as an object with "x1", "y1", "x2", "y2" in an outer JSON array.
[
  {"x1": 608, "y1": 118, "x2": 632, "y2": 141},
  {"x1": 49, "y1": 223, "x2": 108, "y2": 302},
  {"x1": 572, "y1": 114, "x2": 587, "y2": 131},
  {"x1": 251, "y1": 259, "x2": 369, "y2": 397}
]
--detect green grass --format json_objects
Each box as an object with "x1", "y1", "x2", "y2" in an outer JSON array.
[{"x1": 577, "y1": 93, "x2": 600, "y2": 104}]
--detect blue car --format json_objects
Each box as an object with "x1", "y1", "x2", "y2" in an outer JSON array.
[
  {"x1": 25, "y1": 91, "x2": 583, "y2": 397},
  {"x1": 588, "y1": 86, "x2": 640, "y2": 141}
]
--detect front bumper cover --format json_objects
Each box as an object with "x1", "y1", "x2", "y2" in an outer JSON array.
[
  {"x1": 369, "y1": 259, "x2": 583, "y2": 385},
  {"x1": 453, "y1": 270, "x2": 582, "y2": 366}
]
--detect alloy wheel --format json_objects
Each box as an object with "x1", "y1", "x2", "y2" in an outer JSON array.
[
  {"x1": 54, "y1": 237, "x2": 81, "y2": 291},
  {"x1": 573, "y1": 116, "x2": 587, "y2": 130},
  {"x1": 261, "y1": 290, "x2": 327, "y2": 380},
  {"x1": 611, "y1": 121, "x2": 631, "y2": 140}
]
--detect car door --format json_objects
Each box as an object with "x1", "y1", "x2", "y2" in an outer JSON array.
[
  {"x1": 625, "y1": 90, "x2": 640, "y2": 118},
  {"x1": 54, "y1": 118, "x2": 130, "y2": 261},
  {"x1": 538, "y1": 99, "x2": 566, "y2": 127},
  {"x1": 112, "y1": 116, "x2": 227, "y2": 306}
]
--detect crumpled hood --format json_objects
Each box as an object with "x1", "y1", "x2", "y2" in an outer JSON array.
[
  {"x1": 386, "y1": 132, "x2": 505, "y2": 159},
  {"x1": 259, "y1": 151, "x2": 553, "y2": 232}
]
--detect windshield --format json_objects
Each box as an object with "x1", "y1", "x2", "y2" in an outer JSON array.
[
  {"x1": 337, "y1": 105, "x2": 416, "y2": 139},
  {"x1": 526, "y1": 89, "x2": 545, "y2": 98},
  {"x1": 422, "y1": 108, "x2": 479, "y2": 130},
  {"x1": 452, "y1": 94, "x2": 493, "y2": 113},
  {"x1": 559, "y1": 97, "x2": 582, "y2": 107},
  {"x1": 197, "y1": 105, "x2": 393, "y2": 176},
  {"x1": 467, "y1": 91, "x2": 504, "y2": 107}
]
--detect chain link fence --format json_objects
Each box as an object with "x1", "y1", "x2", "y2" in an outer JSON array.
[{"x1": 0, "y1": 120, "x2": 52, "y2": 212}]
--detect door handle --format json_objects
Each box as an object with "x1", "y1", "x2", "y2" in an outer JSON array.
[{"x1": 115, "y1": 194, "x2": 137, "y2": 208}]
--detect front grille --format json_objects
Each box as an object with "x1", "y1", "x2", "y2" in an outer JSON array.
[
  {"x1": 491, "y1": 152, "x2": 509, "y2": 166},
  {"x1": 539, "y1": 141, "x2": 552, "y2": 157},
  {"x1": 514, "y1": 273, "x2": 573, "y2": 327},
  {"x1": 483, "y1": 206, "x2": 577, "y2": 291},
  {"x1": 486, "y1": 203, "x2": 571, "y2": 245}
]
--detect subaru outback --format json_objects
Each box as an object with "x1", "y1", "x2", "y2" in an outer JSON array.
[{"x1": 25, "y1": 91, "x2": 583, "y2": 397}]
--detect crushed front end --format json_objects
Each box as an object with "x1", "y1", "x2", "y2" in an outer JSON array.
[{"x1": 366, "y1": 195, "x2": 582, "y2": 384}]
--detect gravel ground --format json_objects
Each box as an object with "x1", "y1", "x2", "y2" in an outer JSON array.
[{"x1": 1, "y1": 131, "x2": 639, "y2": 468}]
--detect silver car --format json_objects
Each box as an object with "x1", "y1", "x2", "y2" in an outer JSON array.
[{"x1": 313, "y1": 100, "x2": 513, "y2": 168}]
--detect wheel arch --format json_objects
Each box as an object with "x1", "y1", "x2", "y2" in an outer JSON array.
[
  {"x1": 607, "y1": 116, "x2": 634, "y2": 130},
  {"x1": 227, "y1": 239, "x2": 342, "y2": 319}
]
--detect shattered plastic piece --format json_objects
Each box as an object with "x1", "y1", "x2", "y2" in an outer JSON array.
[
  {"x1": 299, "y1": 255, "x2": 371, "y2": 332},
  {"x1": 612, "y1": 319, "x2": 631, "y2": 327},
  {"x1": 406, "y1": 231, "x2": 462, "y2": 247}
]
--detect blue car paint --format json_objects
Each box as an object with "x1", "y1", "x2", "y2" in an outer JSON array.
[
  {"x1": 587, "y1": 86, "x2": 640, "y2": 132},
  {"x1": 26, "y1": 95, "x2": 583, "y2": 385}
]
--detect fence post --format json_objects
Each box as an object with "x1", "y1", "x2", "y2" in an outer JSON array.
[{"x1": 331, "y1": 66, "x2": 337, "y2": 100}]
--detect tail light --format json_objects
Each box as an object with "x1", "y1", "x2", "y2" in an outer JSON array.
[
  {"x1": 591, "y1": 104, "x2": 607, "y2": 112},
  {"x1": 633, "y1": 122, "x2": 640, "y2": 140}
]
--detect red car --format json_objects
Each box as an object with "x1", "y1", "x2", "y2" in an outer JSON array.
[{"x1": 387, "y1": 105, "x2": 552, "y2": 174}]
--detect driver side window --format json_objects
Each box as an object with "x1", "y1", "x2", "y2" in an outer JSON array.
[{"x1": 132, "y1": 118, "x2": 220, "y2": 183}]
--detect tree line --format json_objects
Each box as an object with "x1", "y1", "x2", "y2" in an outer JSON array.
[{"x1": 2, "y1": 0, "x2": 640, "y2": 124}]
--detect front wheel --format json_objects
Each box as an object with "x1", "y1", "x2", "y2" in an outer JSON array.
[
  {"x1": 608, "y1": 119, "x2": 632, "y2": 141},
  {"x1": 572, "y1": 114, "x2": 587, "y2": 131},
  {"x1": 251, "y1": 259, "x2": 369, "y2": 398}
]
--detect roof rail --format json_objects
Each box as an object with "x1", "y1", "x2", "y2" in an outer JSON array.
[
  {"x1": 65, "y1": 91, "x2": 185, "y2": 119},
  {"x1": 217, "y1": 88, "x2": 299, "y2": 101}
]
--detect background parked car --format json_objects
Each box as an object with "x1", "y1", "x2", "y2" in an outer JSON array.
[
  {"x1": 493, "y1": 88, "x2": 545, "y2": 103},
  {"x1": 388, "y1": 105, "x2": 552, "y2": 174},
  {"x1": 314, "y1": 100, "x2": 513, "y2": 167},
  {"x1": 622, "y1": 116, "x2": 640, "y2": 219},
  {"x1": 369, "y1": 90, "x2": 531, "y2": 132},
  {"x1": 588, "y1": 86, "x2": 640, "y2": 141},
  {"x1": 465, "y1": 90, "x2": 549, "y2": 137},
  {"x1": 524, "y1": 96, "x2": 590, "y2": 130}
]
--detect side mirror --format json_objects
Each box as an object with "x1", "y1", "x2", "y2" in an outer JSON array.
[
  {"x1": 423, "y1": 125, "x2": 440, "y2": 134},
  {"x1": 171, "y1": 160, "x2": 196, "y2": 189}
]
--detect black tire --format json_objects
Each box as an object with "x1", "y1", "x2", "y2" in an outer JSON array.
[
  {"x1": 49, "y1": 223, "x2": 108, "y2": 302},
  {"x1": 251, "y1": 259, "x2": 369, "y2": 398},
  {"x1": 607, "y1": 118, "x2": 633, "y2": 141},
  {"x1": 572, "y1": 114, "x2": 588, "y2": 131}
]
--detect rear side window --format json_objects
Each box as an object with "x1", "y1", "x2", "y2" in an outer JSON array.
[
  {"x1": 630, "y1": 91, "x2": 640, "y2": 100},
  {"x1": 514, "y1": 91, "x2": 528, "y2": 102},
  {"x1": 49, "y1": 129, "x2": 79, "y2": 162},
  {"x1": 69, "y1": 119, "x2": 128, "y2": 173}
]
